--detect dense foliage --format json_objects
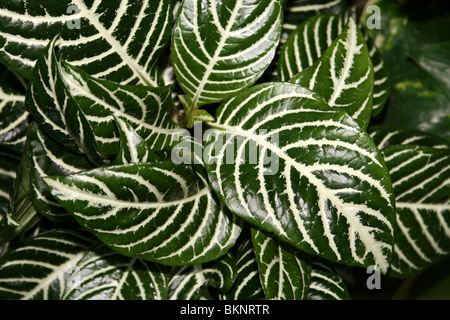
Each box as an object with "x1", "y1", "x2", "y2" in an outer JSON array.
[{"x1": 0, "y1": 0, "x2": 448, "y2": 300}]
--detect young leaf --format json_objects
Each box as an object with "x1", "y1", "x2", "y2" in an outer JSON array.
[
  {"x1": 63, "y1": 244, "x2": 168, "y2": 300},
  {"x1": 0, "y1": 0, "x2": 173, "y2": 86},
  {"x1": 383, "y1": 145, "x2": 450, "y2": 278},
  {"x1": 171, "y1": 0, "x2": 283, "y2": 107},
  {"x1": 0, "y1": 60, "x2": 28, "y2": 153},
  {"x1": 251, "y1": 228, "x2": 312, "y2": 300},
  {"x1": 29, "y1": 123, "x2": 93, "y2": 222},
  {"x1": 204, "y1": 82, "x2": 396, "y2": 272},
  {"x1": 44, "y1": 162, "x2": 242, "y2": 266},
  {"x1": 306, "y1": 261, "x2": 351, "y2": 300},
  {"x1": 25, "y1": 36, "x2": 105, "y2": 164},
  {"x1": 289, "y1": 18, "x2": 374, "y2": 128},
  {"x1": 221, "y1": 237, "x2": 264, "y2": 300},
  {"x1": 0, "y1": 229, "x2": 96, "y2": 300},
  {"x1": 168, "y1": 252, "x2": 236, "y2": 300},
  {"x1": 60, "y1": 61, "x2": 184, "y2": 156}
]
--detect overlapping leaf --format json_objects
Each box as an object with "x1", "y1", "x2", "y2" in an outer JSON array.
[
  {"x1": 29, "y1": 123, "x2": 93, "y2": 222},
  {"x1": 279, "y1": 13, "x2": 342, "y2": 80},
  {"x1": 44, "y1": 162, "x2": 242, "y2": 266},
  {"x1": 0, "y1": 229, "x2": 95, "y2": 300},
  {"x1": 0, "y1": 60, "x2": 28, "y2": 153},
  {"x1": 0, "y1": 0, "x2": 172, "y2": 86},
  {"x1": 204, "y1": 82, "x2": 396, "y2": 272},
  {"x1": 0, "y1": 133, "x2": 40, "y2": 244},
  {"x1": 282, "y1": 0, "x2": 346, "y2": 42},
  {"x1": 60, "y1": 61, "x2": 184, "y2": 156},
  {"x1": 251, "y1": 228, "x2": 311, "y2": 300},
  {"x1": 25, "y1": 36, "x2": 104, "y2": 164},
  {"x1": 384, "y1": 59, "x2": 450, "y2": 141},
  {"x1": 172, "y1": 0, "x2": 283, "y2": 107},
  {"x1": 306, "y1": 261, "x2": 351, "y2": 300},
  {"x1": 289, "y1": 18, "x2": 374, "y2": 128},
  {"x1": 221, "y1": 238, "x2": 264, "y2": 300},
  {"x1": 63, "y1": 244, "x2": 168, "y2": 300},
  {"x1": 383, "y1": 145, "x2": 450, "y2": 278},
  {"x1": 369, "y1": 126, "x2": 450, "y2": 151},
  {"x1": 168, "y1": 252, "x2": 236, "y2": 300},
  {"x1": 0, "y1": 149, "x2": 18, "y2": 225},
  {"x1": 113, "y1": 117, "x2": 160, "y2": 165}
]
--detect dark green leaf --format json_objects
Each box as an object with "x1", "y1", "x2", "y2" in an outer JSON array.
[
  {"x1": 63, "y1": 244, "x2": 168, "y2": 300},
  {"x1": 204, "y1": 82, "x2": 396, "y2": 272},
  {"x1": 29, "y1": 123, "x2": 93, "y2": 222},
  {"x1": 383, "y1": 145, "x2": 450, "y2": 278},
  {"x1": 0, "y1": 131, "x2": 40, "y2": 244},
  {"x1": 25, "y1": 36, "x2": 105, "y2": 164},
  {"x1": 44, "y1": 162, "x2": 242, "y2": 266},
  {"x1": 0, "y1": 229, "x2": 96, "y2": 300},
  {"x1": 0, "y1": 0, "x2": 173, "y2": 86},
  {"x1": 221, "y1": 237, "x2": 264, "y2": 300},
  {"x1": 0, "y1": 60, "x2": 28, "y2": 153},
  {"x1": 306, "y1": 261, "x2": 351, "y2": 300},
  {"x1": 172, "y1": 0, "x2": 283, "y2": 107},
  {"x1": 251, "y1": 228, "x2": 311, "y2": 300},
  {"x1": 168, "y1": 252, "x2": 236, "y2": 300}
]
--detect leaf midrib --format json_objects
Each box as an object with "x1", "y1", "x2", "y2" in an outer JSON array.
[
  {"x1": 210, "y1": 122, "x2": 392, "y2": 271},
  {"x1": 72, "y1": 0, "x2": 155, "y2": 86},
  {"x1": 192, "y1": 0, "x2": 242, "y2": 106}
]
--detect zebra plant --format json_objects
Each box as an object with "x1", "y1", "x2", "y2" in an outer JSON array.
[{"x1": 0, "y1": 0, "x2": 448, "y2": 300}]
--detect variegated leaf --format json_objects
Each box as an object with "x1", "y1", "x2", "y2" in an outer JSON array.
[
  {"x1": 361, "y1": 26, "x2": 390, "y2": 117},
  {"x1": 383, "y1": 145, "x2": 450, "y2": 278},
  {"x1": 44, "y1": 162, "x2": 242, "y2": 266},
  {"x1": 204, "y1": 82, "x2": 396, "y2": 272},
  {"x1": 25, "y1": 36, "x2": 104, "y2": 164},
  {"x1": 369, "y1": 126, "x2": 450, "y2": 151},
  {"x1": 171, "y1": 134, "x2": 205, "y2": 167},
  {"x1": 279, "y1": 12, "x2": 389, "y2": 117},
  {"x1": 168, "y1": 252, "x2": 236, "y2": 300},
  {"x1": 0, "y1": 229, "x2": 96, "y2": 300},
  {"x1": 0, "y1": 0, "x2": 172, "y2": 86},
  {"x1": 0, "y1": 148, "x2": 19, "y2": 227},
  {"x1": 251, "y1": 228, "x2": 311, "y2": 300},
  {"x1": 113, "y1": 117, "x2": 160, "y2": 165},
  {"x1": 306, "y1": 261, "x2": 351, "y2": 300},
  {"x1": 279, "y1": 13, "x2": 345, "y2": 81},
  {"x1": 221, "y1": 237, "x2": 264, "y2": 300},
  {"x1": 172, "y1": 0, "x2": 283, "y2": 107},
  {"x1": 0, "y1": 133, "x2": 40, "y2": 244},
  {"x1": 289, "y1": 18, "x2": 374, "y2": 128},
  {"x1": 63, "y1": 244, "x2": 168, "y2": 300},
  {"x1": 0, "y1": 60, "x2": 28, "y2": 153},
  {"x1": 29, "y1": 123, "x2": 93, "y2": 222},
  {"x1": 282, "y1": 0, "x2": 346, "y2": 42},
  {"x1": 60, "y1": 61, "x2": 184, "y2": 156}
]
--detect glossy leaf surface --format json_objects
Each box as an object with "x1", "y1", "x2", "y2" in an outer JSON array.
[{"x1": 204, "y1": 82, "x2": 396, "y2": 272}]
